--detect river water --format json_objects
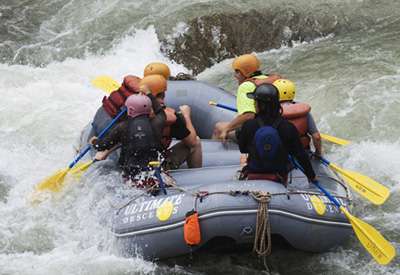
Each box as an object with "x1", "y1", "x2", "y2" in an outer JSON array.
[{"x1": 0, "y1": 0, "x2": 399, "y2": 274}]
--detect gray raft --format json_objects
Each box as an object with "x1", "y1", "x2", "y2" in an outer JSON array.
[{"x1": 84, "y1": 80, "x2": 353, "y2": 259}]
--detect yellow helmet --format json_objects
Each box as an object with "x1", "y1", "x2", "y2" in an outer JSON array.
[
  {"x1": 232, "y1": 54, "x2": 260, "y2": 77},
  {"x1": 143, "y1": 62, "x2": 171, "y2": 80},
  {"x1": 273, "y1": 79, "x2": 296, "y2": 101},
  {"x1": 139, "y1": 75, "x2": 167, "y2": 96}
]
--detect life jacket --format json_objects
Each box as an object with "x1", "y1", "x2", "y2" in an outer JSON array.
[
  {"x1": 160, "y1": 107, "x2": 177, "y2": 149},
  {"x1": 281, "y1": 102, "x2": 311, "y2": 148},
  {"x1": 247, "y1": 117, "x2": 287, "y2": 174},
  {"x1": 102, "y1": 75, "x2": 141, "y2": 117},
  {"x1": 119, "y1": 115, "x2": 160, "y2": 178}
]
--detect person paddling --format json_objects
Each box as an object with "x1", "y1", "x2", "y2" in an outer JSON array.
[
  {"x1": 213, "y1": 53, "x2": 281, "y2": 141},
  {"x1": 91, "y1": 94, "x2": 162, "y2": 184},
  {"x1": 143, "y1": 62, "x2": 202, "y2": 170},
  {"x1": 274, "y1": 79, "x2": 322, "y2": 156},
  {"x1": 237, "y1": 83, "x2": 316, "y2": 183}
]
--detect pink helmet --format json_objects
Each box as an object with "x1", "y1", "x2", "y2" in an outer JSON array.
[{"x1": 125, "y1": 94, "x2": 152, "y2": 118}]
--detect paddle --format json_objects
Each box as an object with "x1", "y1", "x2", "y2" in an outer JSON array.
[
  {"x1": 320, "y1": 133, "x2": 350, "y2": 146},
  {"x1": 290, "y1": 157, "x2": 396, "y2": 265},
  {"x1": 314, "y1": 180, "x2": 395, "y2": 265},
  {"x1": 317, "y1": 156, "x2": 390, "y2": 205},
  {"x1": 91, "y1": 75, "x2": 120, "y2": 94},
  {"x1": 34, "y1": 107, "x2": 127, "y2": 194},
  {"x1": 208, "y1": 101, "x2": 351, "y2": 146}
]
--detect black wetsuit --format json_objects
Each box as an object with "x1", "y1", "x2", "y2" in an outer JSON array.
[
  {"x1": 237, "y1": 116, "x2": 316, "y2": 179},
  {"x1": 93, "y1": 115, "x2": 162, "y2": 179}
]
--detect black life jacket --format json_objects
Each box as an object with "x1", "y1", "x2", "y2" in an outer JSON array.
[
  {"x1": 247, "y1": 117, "x2": 288, "y2": 174},
  {"x1": 119, "y1": 115, "x2": 161, "y2": 177}
]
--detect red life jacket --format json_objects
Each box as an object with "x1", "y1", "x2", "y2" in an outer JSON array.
[
  {"x1": 281, "y1": 102, "x2": 311, "y2": 148},
  {"x1": 102, "y1": 75, "x2": 141, "y2": 117},
  {"x1": 161, "y1": 107, "x2": 177, "y2": 149}
]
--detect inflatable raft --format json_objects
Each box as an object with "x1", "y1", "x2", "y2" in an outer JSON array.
[{"x1": 83, "y1": 80, "x2": 353, "y2": 259}]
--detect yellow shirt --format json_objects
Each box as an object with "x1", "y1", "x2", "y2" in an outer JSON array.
[{"x1": 236, "y1": 75, "x2": 268, "y2": 115}]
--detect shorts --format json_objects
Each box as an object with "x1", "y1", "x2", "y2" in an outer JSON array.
[{"x1": 163, "y1": 141, "x2": 191, "y2": 170}]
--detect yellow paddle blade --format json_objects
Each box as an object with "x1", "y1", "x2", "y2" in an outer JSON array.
[
  {"x1": 91, "y1": 75, "x2": 120, "y2": 94},
  {"x1": 320, "y1": 133, "x2": 351, "y2": 146},
  {"x1": 330, "y1": 163, "x2": 390, "y2": 205},
  {"x1": 340, "y1": 207, "x2": 396, "y2": 265},
  {"x1": 310, "y1": 195, "x2": 326, "y2": 215},
  {"x1": 35, "y1": 168, "x2": 70, "y2": 193},
  {"x1": 69, "y1": 160, "x2": 94, "y2": 179}
]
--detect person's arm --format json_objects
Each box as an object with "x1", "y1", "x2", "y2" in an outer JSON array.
[
  {"x1": 91, "y1": 121, "x2": 124, "y2": 151},
  {"x1": 178, "y1": 105, "x2": 198, "y2": 148},
  {"x1": 280, "y1": 122, "x2": 316, "y2": 180},
  {"x1": 226, "y1": 112, "x2": 255, "y2": 133},
  {"x1": 307, "y1": 113, "x2": 322, "y2": 156},
  {"x1": 93, "y1": 144, "x2": 120, "y2": 161},
  {"x1": 311, "y1": 132, "x2": 322, "y2": 156}
]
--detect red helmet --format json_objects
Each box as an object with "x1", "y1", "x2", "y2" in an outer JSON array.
[{"x1": 125, "y1": 94, "x2": 152, "y2": 118}]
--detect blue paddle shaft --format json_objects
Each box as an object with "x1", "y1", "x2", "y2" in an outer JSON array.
[
  {"x1": 289, "y1": 155, "x2": 341, "y2": 208},
  {"x1": 215, "y1": 103, "x2": 238, "y2": 112},
  {"x1": 68, "y1": 107, "x2": 127, "y2": 169},
  {"x1": 317, "y1": 155, "x2": 330, "y2": 166},
  {"x1": 312, "y1": 180, "x2": 341, "y2": 208},
  {"x1": 154, "y1": 167, "x2": 167, "y2": 195}
]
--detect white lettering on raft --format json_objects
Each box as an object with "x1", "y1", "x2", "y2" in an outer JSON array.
[
  {"x1": 121, "y1": 194, "x2": 186, "y2": 223},
  {"x1": 301, "y1": 193, "x2": 346, "y2": 214}
]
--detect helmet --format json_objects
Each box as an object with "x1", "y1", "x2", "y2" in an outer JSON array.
[
  {"x1": 139, "y1": 75, "x2": 167, "y2": 96},
  {"x1": 247, "y1": 84, "x2": 279, "y2": 103},
  {"x1": 125, "y1": 94, "x2": 152, "y2": 118},
  {"x1": 247, "y1": 84, "x2": 281, "y2": 117},
  {"x1": 232, "y1": 54, "x2": 260, "y2": 77},
  {"x1": 273, "y1": 79, "x2": 296, "y2": 101},
  {"x1": 143, "y1": 62, "x2": 171, "y2": 79}
]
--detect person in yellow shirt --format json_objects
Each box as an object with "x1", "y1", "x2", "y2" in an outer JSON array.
[{"x1": 212, "y1": 54, "x2": 281, "y2": 141}]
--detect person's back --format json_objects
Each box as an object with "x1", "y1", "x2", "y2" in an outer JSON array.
[
  {"x1": 118, "y1": 115, "x2": 161, "y2": 177},
  {"x1": 93, "y1": 94, "x2": 162, "y2": 180},
  {"x1": 237, "y1": 84, "x2": 316, "y2": 182}
]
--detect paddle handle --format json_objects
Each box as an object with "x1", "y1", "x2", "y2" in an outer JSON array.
[
  {"x1": 210, "y1": 101, "x2": 238, "y2": 112},
  {"x1": 68, "y1": 107, "x2": 127, "y2": 169}
]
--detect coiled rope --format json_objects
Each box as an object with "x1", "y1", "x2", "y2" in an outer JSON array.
[
  {"x1": 251, "y1": 191, "x2": 272, "y2": 254},
  {"x1": 251, "y1": 191, "x2": 272, "y2": 271}
]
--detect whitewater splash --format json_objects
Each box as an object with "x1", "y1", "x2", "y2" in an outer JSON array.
[{"x1": 0, "y1": 27, "x2": 186, "y2": 275}]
